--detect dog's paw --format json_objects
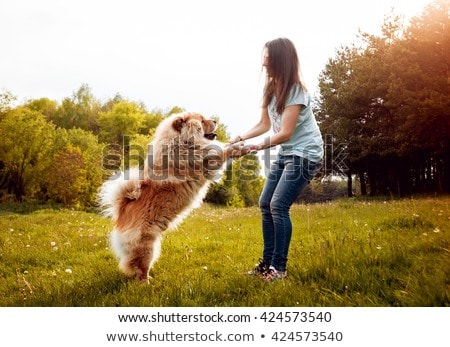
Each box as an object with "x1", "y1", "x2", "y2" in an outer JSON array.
[
  {"x1": 135, "y1": 270, "x2": 152, "y2": 284},
  {"x1": 225, "y1": 142, "x2": 246, "y2": 158}
]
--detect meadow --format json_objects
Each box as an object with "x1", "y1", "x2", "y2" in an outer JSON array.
[{"x1": 0, "y1": 196, "x2": 448, "y2": 307}]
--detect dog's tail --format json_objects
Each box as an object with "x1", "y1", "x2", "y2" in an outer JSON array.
[{"x1": 98, "y1": 168, "x2": 142, "y2": 221}]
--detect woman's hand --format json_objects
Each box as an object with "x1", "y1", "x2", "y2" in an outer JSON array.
[
  {"x1": 243, "y1": 144, "x2": 259, "y2": 155},
  {"x1": 228, "y1": 135, "x2": 244, "y2": 145},
  {"x1": 227, "y1": 143, "x2": 259, "y2": 158}
]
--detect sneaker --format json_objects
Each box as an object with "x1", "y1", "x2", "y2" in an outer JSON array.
[
  {"x1": 265, "y1": 266, "x2": 287, "y2": 282},
  {"x1": 246, "y1": 259, "x2": 270, "y2": 276}
]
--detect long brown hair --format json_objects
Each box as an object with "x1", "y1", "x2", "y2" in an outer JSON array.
[{"x1": 262, "y1": 38, "x2": 305, "y2": 114}]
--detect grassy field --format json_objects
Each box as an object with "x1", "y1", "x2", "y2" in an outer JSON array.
[{"x1": 0, "y1": 196, "x2": 449, "y2": 307}]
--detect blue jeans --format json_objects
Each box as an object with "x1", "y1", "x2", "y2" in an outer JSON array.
[{"x1": 259, "y1": 154, "x2": 322, "y2": 272}]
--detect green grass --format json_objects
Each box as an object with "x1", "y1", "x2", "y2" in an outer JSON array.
[{"x1": 0, "y1": 197, "x2": 449, "y2": 307}]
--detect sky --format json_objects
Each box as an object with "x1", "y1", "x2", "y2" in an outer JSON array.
[{"x1": 0, "y1": 0, "x2": 431, "y2": 137}]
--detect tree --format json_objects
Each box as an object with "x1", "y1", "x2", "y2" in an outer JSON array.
[
  {"x1": 53, "y1": 84, "x2": 101, "y2": 132},
  {"x1": 387, "y1": 0, "x2": 450, "y2": 192},
  {"x1": 0, "y1": 107, "x2": 55, "y2": 200},
  {"x1": 101, "y1": 94, "x2": 163, "y2": 137},
  {"x1": 231, "y1": 154, "x2": 264, "y2": 206},
  {"x1": 316, "y1": 0, "x2": 450, "y2": 196},
  {"x1": 25, "y1": 98, "x2": 58, "y2": 123},
  {"x1": 0, "y1": 90, "x2": 16, "y2": 119},
  {"x1": 97, "y1": 100, "x2": 147, "y2": 145},
  {"x1": 316, "y1": 45, "x2": 368, "y2": 194},
  {"x1": 66, "y1": 128, "x2": 105, "y2": 205},
  {"x1": 44, "y1": 146, "x2": 88, "y2": 206}
]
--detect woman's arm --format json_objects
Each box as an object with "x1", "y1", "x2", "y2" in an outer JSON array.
[{"x1": 254, "y1": 105, "x2": 301, "y2": 150}]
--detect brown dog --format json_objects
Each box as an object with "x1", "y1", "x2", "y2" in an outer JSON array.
[{"x1": 99, "y1": 112, "x2": 235, "y2": 282}]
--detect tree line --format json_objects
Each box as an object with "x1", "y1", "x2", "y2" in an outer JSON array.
[
  {"x1": 316, "y1": 0, "x2": 449, "y2": 197},
  {"x1": 0, "y1": 86, "x2": 263, "y2": 207}
]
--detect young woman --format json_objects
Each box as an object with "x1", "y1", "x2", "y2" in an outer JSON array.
[{"x1": 231, "y1": 37, "x2": 323, "y2": 281}]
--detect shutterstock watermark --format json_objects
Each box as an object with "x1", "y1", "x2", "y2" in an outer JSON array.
[
  {"x1": 322, "y1": 134, "x2": 348, "y2": 177},
  {"x1": 102, "y1": 136, "x2": 227, "y2": 181},
  {"x1": 101, "y1": 135, "x2": 348, "y2": 182}
]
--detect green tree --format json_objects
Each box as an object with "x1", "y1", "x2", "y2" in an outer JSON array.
[
  {"x1": 101, "y1": 94, "x2": 163, "y2": 137},
  {"x1": 0, "y1": 107, "x2": 56, "y2": 201},
  {"x1": 316, "y1": 44, "x2": 367, "y2": 194},
  {"x1": 66, "y1": 128, "x2": 105, "y2": 205},
  {"x1": 0, "y1": 90, "x2": 16, "y2": 120},
  {"x1": 317, "y1": 0, "x2": 450, "y2": 196},
  {"x1": 142, "y1": 112, "x2": 163, "y2": 136},
  {"x1": 32, "y1": 127, "x2": 104, "y2": 207},
  {"x1": 97, "y1": 100, "x2": 147, "y2": 145},
  {"x1": 231, "y1": 154, "x2": 264, "y2": 206},
  {"x1": 53, "y1": 84, "x2": 101, "y2": 132},
  {"x1": 25, "y1": 98, "x2": 58, "y2": 124},
  {"x1": 44, "y1": 145, "x2": 88, "y2": 206},
  {"x1": 123, "y1": 133, "x2": 153, "y2": 171}
]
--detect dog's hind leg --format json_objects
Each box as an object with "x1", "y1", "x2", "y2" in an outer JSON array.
[{"x1": 127, "y1": 232, "x2": 162, "y2": 282}]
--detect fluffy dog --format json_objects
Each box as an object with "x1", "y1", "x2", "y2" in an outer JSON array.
[{"x1": 99, "y1": 112, "x2": 235, "y2": 282}]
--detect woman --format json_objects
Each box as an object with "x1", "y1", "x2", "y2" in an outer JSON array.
[{"x1": 231, "y1": 37, "x2": 323, "y2": 281}]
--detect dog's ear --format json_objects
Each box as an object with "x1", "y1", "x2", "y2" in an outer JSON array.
[{"x1": 172, "y1": 117, "x2": 185, "y2": 132}]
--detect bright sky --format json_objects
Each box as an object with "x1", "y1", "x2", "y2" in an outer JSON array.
[{"x1": 0, "y1": 0, "x2": 430, "y2": 137}]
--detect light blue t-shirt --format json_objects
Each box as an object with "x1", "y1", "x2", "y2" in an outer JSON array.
[{"x1": 268, "y1": 84, "x2": 324, "y2": 163}]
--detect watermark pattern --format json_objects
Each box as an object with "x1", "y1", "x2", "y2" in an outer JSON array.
[
  {"x1": 322, "y1": 134, "x2": 348, "y2": 178},
  {"x1": 102, "y1": 136, "x2": 228, "y2": 181},
  {"x1": 102, "y1": 135, "x2": 348, "y2": 182}
]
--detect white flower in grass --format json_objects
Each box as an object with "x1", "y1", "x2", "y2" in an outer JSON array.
[
  {"x1": 376, "y1": 246, "x2": 382, "y2": 250},
  {"x1": 202, "y1": 266, "x2": 208, "y2": 270},
  {"x1": 50, "y1": 241, "x2": 56, "y2": 247},
  {"x1": 65, "y1": 269, "x2": 72, "y2": 274},
  {"x1": 433, "y1": 228, "x2": 440, "y2": 233}
]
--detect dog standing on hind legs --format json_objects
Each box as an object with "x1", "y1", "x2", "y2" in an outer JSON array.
[{"x1": 98, "y1": 112, "x2": 243, "y2": 282}]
